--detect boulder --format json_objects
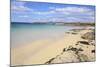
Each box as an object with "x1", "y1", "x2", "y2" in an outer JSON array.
[{"x1": 81, "y1": 32, "x2": 95, "y2": 40}]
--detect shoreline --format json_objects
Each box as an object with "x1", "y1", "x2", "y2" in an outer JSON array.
[{"x1": 11, "y1": 28, "x2": 95, "y2": 66}]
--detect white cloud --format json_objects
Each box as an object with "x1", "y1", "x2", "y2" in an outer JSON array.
[
  {"x1": 18, "y1": 15, "x2": 29, "y2": 18},
  {"x1": 49, "y1": 6, "x2": 94, "y2": 16},
  {"x1": 11, "y1": 1, "x2": 33, "y2": 12},
  {"x1": 33, "y1": 11, "x2": 56, "y2": 15},
  {"x1": 55, "y1": 7, "x2": 91, "y2": 13},
  {"x1": 32, "y1": 6, "x2": 94, "y2": 17},
  {"x1": 11, "y1": 1, "x2": 95, "y2": 22},
  {"x1": 12, "y1": 5, "x2": 33, "y2": 12}
]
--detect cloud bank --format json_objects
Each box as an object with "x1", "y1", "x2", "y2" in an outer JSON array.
[{"x1": 11, "y1": 1, "x2": 95, "y2": 23}]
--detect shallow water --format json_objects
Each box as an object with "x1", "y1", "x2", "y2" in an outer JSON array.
[{"x1": 11, "y1": 23, "x2": 84, "y2": 48}]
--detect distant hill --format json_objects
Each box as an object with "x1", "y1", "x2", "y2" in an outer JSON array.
[{"x1": 11, "y1": 22, "x2": 95, "y2": 26}]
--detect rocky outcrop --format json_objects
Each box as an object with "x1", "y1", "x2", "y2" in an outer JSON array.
[
  {"x1": 45, "y1": 30, "x2": 95, "y2": 64},
  {"x1": 81, "y1": 31, "x2": 95, "y2": 40}
]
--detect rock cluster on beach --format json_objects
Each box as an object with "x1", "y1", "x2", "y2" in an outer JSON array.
[{"x1": 45, "y1": 29, "x2": 95, "y2": 64}]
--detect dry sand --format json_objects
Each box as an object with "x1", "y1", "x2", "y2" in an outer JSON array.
[{"x1": 11, "y1": 29, "x2": 95, "y2": 66}]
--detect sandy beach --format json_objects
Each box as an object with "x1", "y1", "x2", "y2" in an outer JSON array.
[
  {"x1": 10, "y1": 1, "x2": 95, "y2": 66},
  {"x1": 11, "y1": 29, "x2": 95, "y2": 66}
]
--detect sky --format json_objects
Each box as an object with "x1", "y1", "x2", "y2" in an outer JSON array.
[{"x1": 11, "y1": 0, "x2": 95, "y2": 23}]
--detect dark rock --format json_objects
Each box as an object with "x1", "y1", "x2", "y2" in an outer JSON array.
[
  {"x1": 67, "y1": 47, "x2": 78, "y2": 51},
  {"x1": 45, "y1": 58, "x2": 55, "y2": 64},
  {"x1": 71, "y1": 32, "x2": 78, "y2": 34},
  {"x1": 91, "y1": 50, "x2": 95, "y2": 53},
  {"x1": 78, "y1": 41, "x2": 90, "y2": 45},
  {"x1": 67, "y1": 47, "x2": 83, "y2": 52},
  {"x1": 75, "y1": 43, "x2": 78, "y2": 45},
  {"x1": 78, "y1": 48, "x2": 84, "y2": 51},
  {"x1": 63, "y1": 48, "x2": 66, "y2": 52}
]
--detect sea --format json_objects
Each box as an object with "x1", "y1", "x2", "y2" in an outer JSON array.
[{"x1": 11, "y1": 23, "x2": 84, "y2": 48}]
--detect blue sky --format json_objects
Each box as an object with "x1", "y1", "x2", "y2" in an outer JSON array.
[{"x1": 11, "y1": 0, "x2": 95, "y2": 23}]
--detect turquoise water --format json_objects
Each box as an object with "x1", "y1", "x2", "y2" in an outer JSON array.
[{"x1": 11, "y1": 23, "x2": 83, "y2": 48}]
